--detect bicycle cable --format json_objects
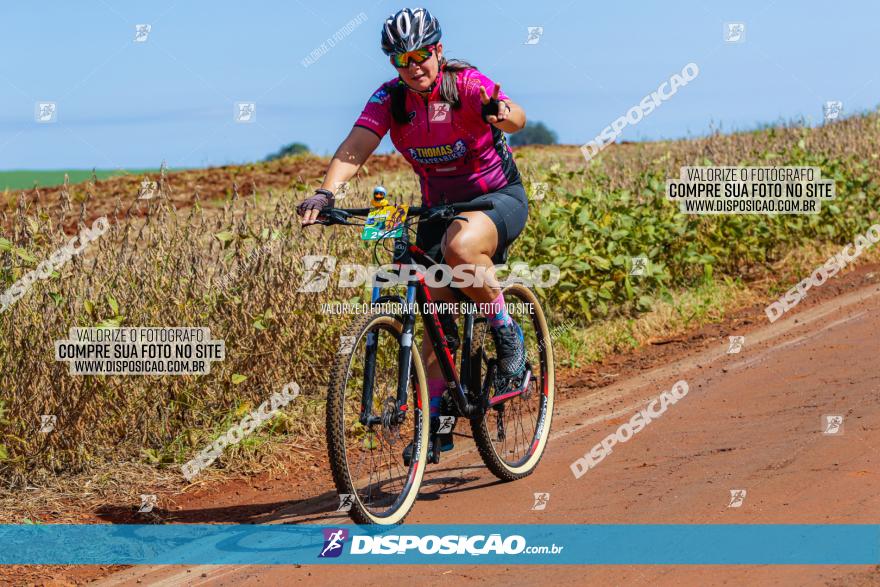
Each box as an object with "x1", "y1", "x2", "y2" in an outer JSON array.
[{"x1": 371, "y1": 214, "x2": 446, "y2": 284}]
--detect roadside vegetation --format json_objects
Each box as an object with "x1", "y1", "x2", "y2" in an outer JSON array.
[
  {"x1": 0, "y1": 109, "x2": 877, "y2": 502},
  {"x1": 0, "y1": 168, "x2": 174, "y2": 192}
]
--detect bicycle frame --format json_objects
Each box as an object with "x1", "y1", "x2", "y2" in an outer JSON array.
[{"x1": 358, "y1": 220, "x2": 485, "y2": 433}]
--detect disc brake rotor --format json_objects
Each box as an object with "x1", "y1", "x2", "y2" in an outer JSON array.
[{"x1": 380, "y1": 396, "x2": 402, "y2": 445}]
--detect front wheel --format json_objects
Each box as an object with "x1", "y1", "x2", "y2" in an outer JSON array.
[
  {"x1": 326, "y1": 311, "x2": 430, "y2": 525},
  {"x1": 469, "y1": 283, "x2": 555, "y2": 481}
]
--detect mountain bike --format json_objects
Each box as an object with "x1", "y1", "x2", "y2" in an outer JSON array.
[{"x1": 317, "y1": 198, "x2": 555, "y2": 525}]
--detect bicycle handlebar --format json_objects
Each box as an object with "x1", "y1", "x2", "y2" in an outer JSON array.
[
  {"x1": 320, "y1": 200, "x2": 494, "y2": 217},
  {"x1": 416, "y1": 200, "x2": 496, "y2": 215},
  {"x1": 315, "y1": 200, "x2": 495, "y2": 226}
]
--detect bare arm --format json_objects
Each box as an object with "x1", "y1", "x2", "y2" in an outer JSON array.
[
  {"x1": 300, "y1": 126, "x2": 381, "y2": 225},
  {"x1": 492, "y1": 99, "x2": 526, "y2": 133},
  {"x1": 320, "y1": 126, "x2": 381, "y2": 191}
]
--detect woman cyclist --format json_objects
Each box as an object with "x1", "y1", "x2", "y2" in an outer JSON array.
[{"x1": 297, "y1": 7, "x2": 530, "y2": 460}]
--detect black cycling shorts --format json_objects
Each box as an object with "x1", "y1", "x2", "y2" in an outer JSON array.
[{"x1": 415, "y1": 181, "x2": 529, "y2": 267}]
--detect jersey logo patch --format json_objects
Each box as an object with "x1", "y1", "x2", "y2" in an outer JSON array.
[
  {"x1": 368, "y1": 88, "x2": 390, "y2": 104},
  {"x1": 408, "y1": 139, "x2": 467, "y2": 165}
]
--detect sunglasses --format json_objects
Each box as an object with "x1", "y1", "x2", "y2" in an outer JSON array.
[{"x1": 390, "y1": 45, "x2": 436, "y2": 68}]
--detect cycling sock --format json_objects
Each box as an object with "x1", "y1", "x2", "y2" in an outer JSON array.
[
  {"x1": 428, "y1": 378, "x2": 446, "y2": 417},
  {"x1": 484, "y1": 291, "x2": 512, "y2": 329}
]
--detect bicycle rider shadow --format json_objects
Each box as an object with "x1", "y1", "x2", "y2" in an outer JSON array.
[
  {"x1": 93, "y1": 432, "x2": 507, "y2": 523},
  {"x1": 411, "y1": 432, "x2": 509, "y2": 501}
]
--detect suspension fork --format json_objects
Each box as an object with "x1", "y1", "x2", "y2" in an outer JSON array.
[
  {"x1": 358, "y1": 328, "x2": 380, "y2": 426},
  {"x1": 394, "y1": 283, "x2": 419, "y2": 417},
  {"x1": 357, "y1": 270, "x2": 415, "y2": 426}
]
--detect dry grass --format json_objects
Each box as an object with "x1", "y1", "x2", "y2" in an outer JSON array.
[
  {"x1": 1, "y1": 111, "x2": 878, "y2": 503},
  {"x1": 0, "y1": 164, "x2": 411, "y2": 490}
]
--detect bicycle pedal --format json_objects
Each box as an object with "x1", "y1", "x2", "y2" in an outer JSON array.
[
  {"x1": 491, "y1": 368, "x2": 531, "y2": 404},
  {"x1": 439, "y1": 391, "x2": 460, "y2": 417},
  {"x1": 429, "y1": 433, "x2": 441, "y2": 464}
]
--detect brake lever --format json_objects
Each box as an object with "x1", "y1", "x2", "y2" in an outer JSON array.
[
  {"x1": 420, "y1": 209, "x2": 445, "y2": 223},
  {"x1": 315, "y1": 209, "x2": 354, "y2": 226}
]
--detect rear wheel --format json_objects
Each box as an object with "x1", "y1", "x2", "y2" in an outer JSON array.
[
  {"x1": 326, "y1": 311, "x2": 430, "y2": 525},
  {"x1": 469, "y1": 284, "x2": 555, "y2": 480}
]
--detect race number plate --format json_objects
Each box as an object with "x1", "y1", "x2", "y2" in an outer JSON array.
[{"x1": 362, "y1": 204, "x2": 408, "y2": 240}]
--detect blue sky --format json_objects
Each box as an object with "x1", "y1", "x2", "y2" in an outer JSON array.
[{"x1": 1, "y1": 1, "x2": 877, "y2": 170}]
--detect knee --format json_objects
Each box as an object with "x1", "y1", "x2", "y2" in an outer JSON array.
[{"x1": 443, "y1": 232, "x2": 481, "y2": 265}]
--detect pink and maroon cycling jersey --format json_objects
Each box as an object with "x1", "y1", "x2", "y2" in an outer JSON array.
[{"x1": 354, "y1": 68, "x2": 521, "y2": 206}]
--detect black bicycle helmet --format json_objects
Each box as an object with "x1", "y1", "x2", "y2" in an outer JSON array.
[{"x1": 381, "y1": 8, "x2": 442, "y2": 55}]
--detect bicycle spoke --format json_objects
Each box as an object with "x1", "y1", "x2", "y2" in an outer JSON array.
[
  {"x1": 335, "y1": 319, "x2": 423, "y2": 518},
  {"x1": 478, "y1": 290, "x2": 551, "y2": 469}
]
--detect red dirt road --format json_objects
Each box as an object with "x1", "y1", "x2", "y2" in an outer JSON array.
[{"x1": 99, "y1": 282, "x2": 880, "y2": 586}]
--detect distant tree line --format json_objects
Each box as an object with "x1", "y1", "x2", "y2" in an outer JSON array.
[
  {"x1": 265, "y1": 142, "x2": 310, "y2": 161},
  {"x1": 508, "y1": 121, "x2": 557, "y2": 146}
]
